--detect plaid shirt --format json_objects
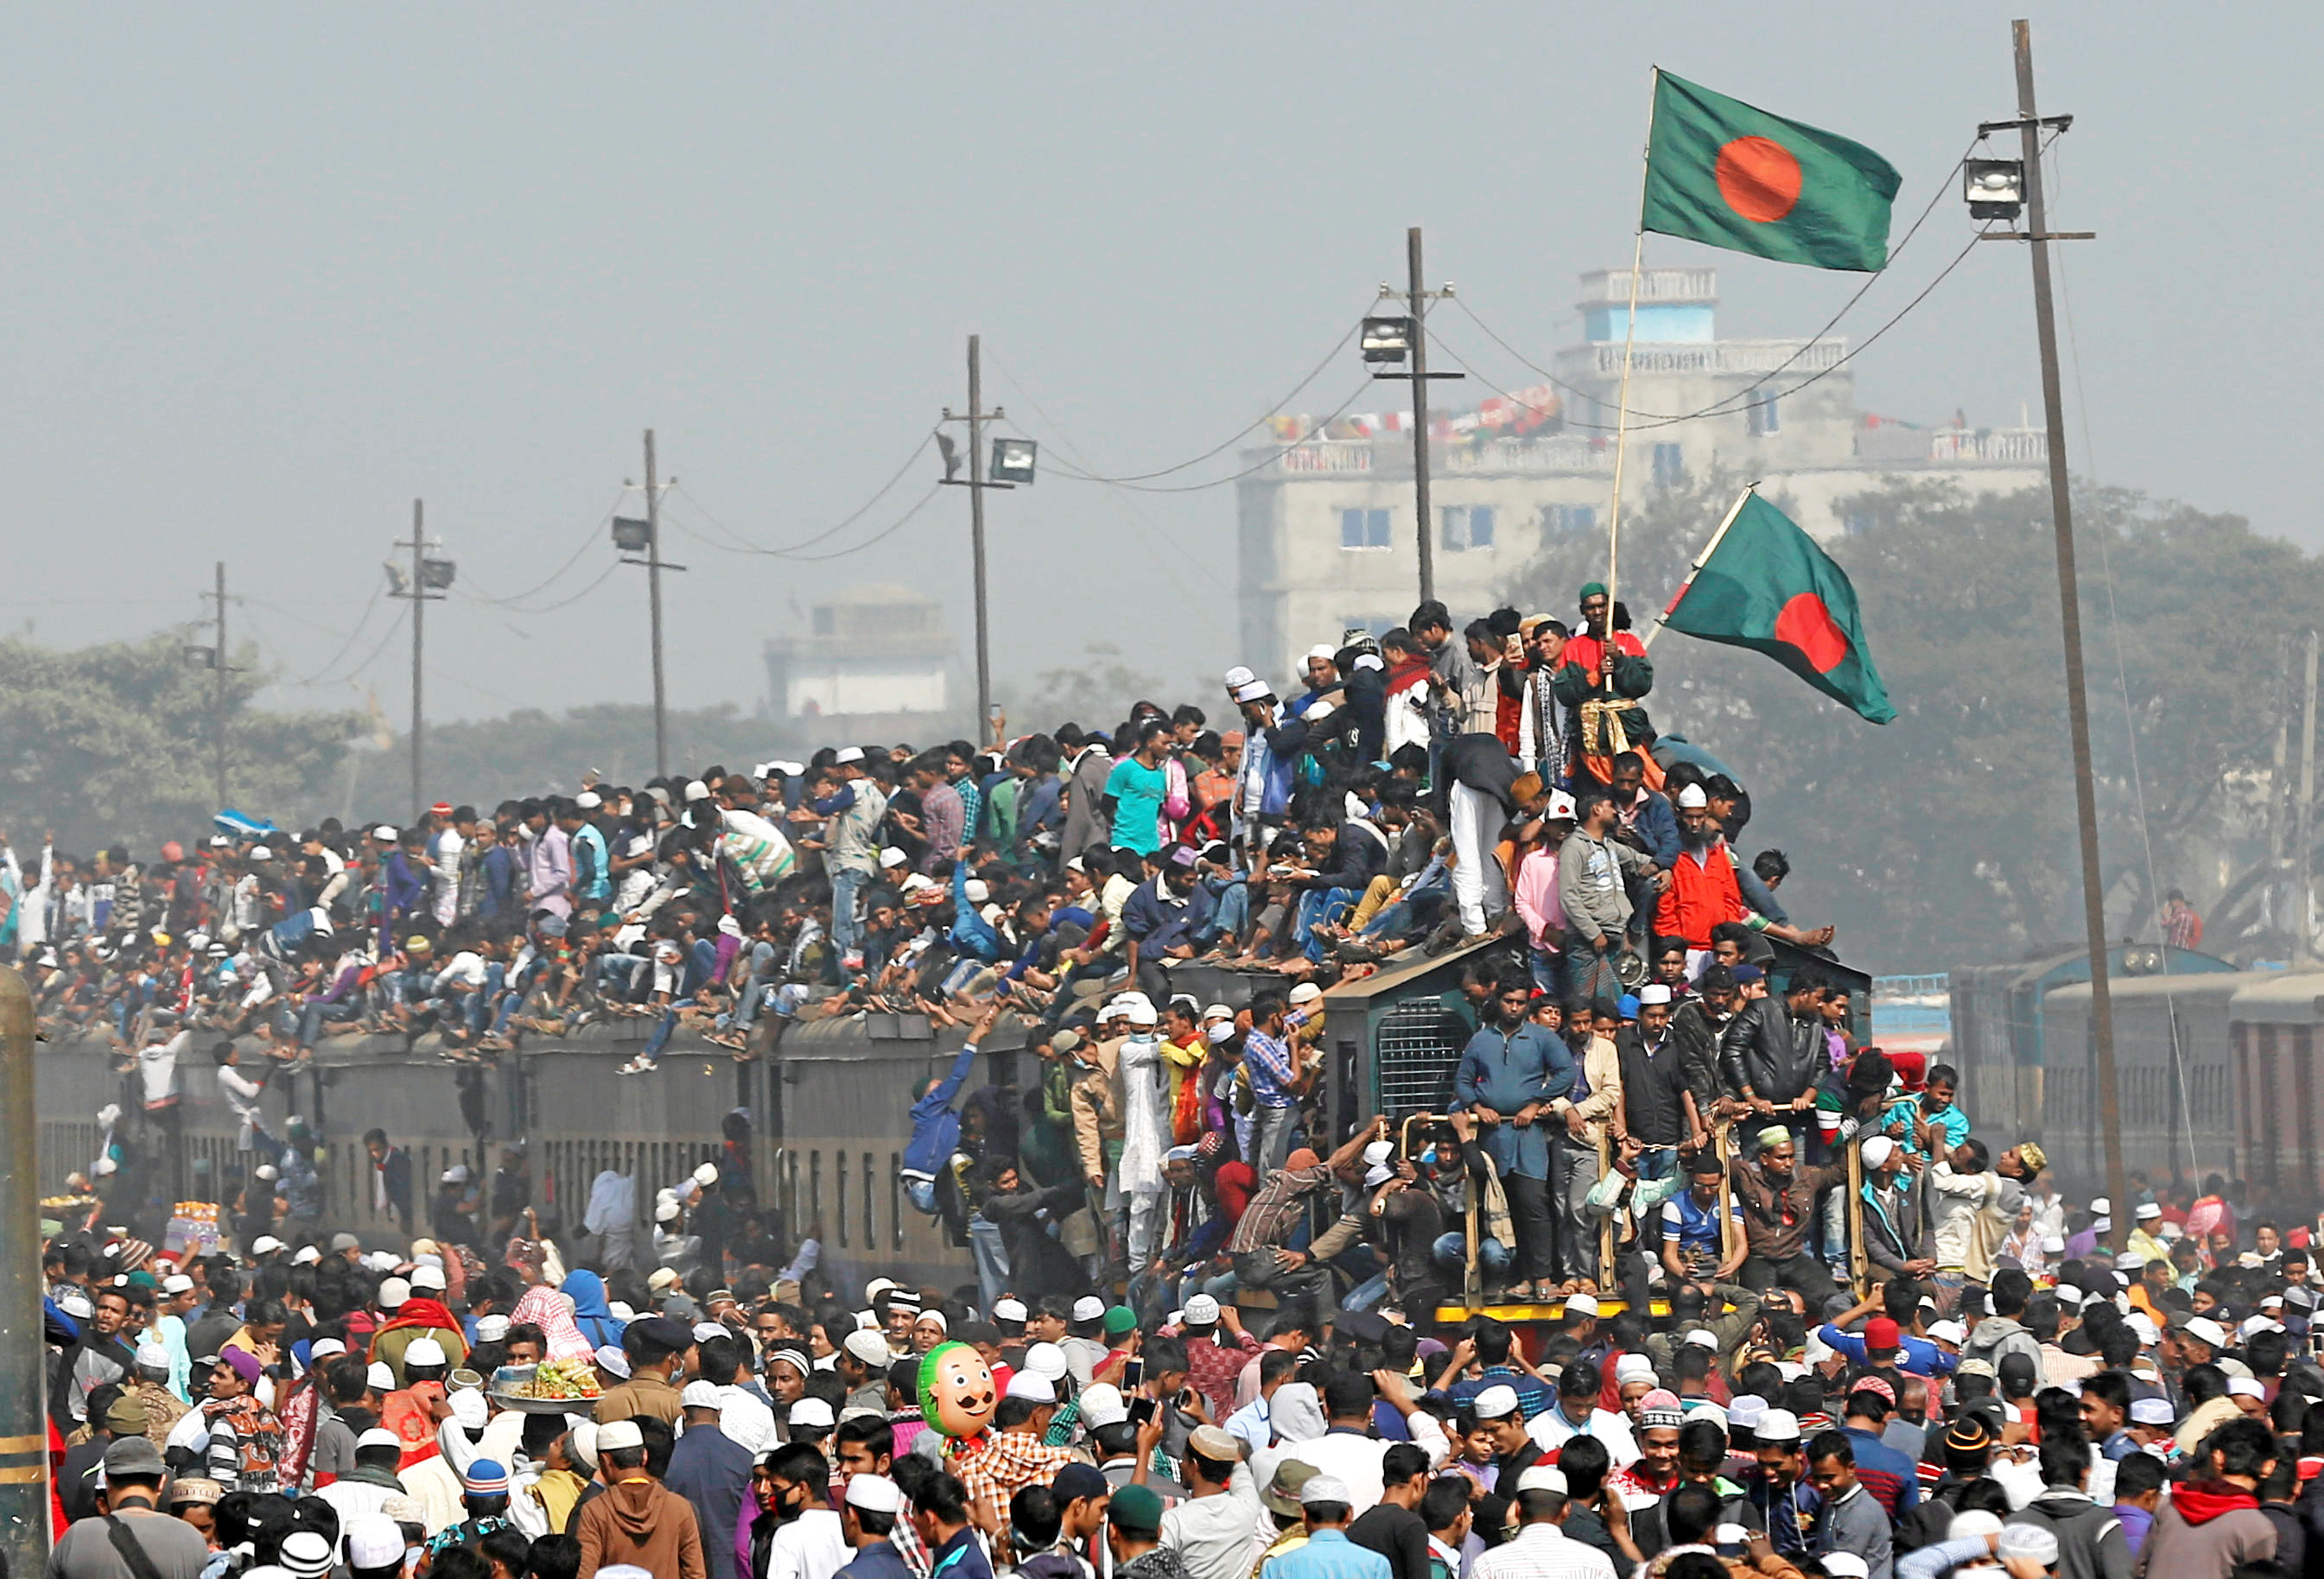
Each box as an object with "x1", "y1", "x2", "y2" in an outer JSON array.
[
  {"x1": 1169, "y1": 1328, "x2": 1263, "y2": 1419},
  {"x1": 949, "y1": 1429, "x2": 1076, "y2": 1528},
  {"x1": 1227, "y1": 1163, "x2": 1336, "y2": 1256}
]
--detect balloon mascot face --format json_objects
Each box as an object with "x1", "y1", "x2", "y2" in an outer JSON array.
[{"x1": 918, "y1": 1341, "x2": 997, "y2": 1438}]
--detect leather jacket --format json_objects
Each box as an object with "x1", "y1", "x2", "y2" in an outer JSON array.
[{"x1": 1718, "y1": 997, "x2": 1825, "y2": 1106}]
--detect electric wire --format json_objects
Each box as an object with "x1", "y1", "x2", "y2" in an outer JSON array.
[
  {"x1": 659, "y1": 434, "x2": 935, "y2": 558},
  {"x1": 280, "y1": 580, "x2": 389, "y2": 687},
  {"x1": 455, "y1": 490, "x2": 630, "y2": 608},
  {"x1": 296, "y1": 602, "x2": 408, "y2": 689},
  {"x1": 1035, "y1": 379, "x2": 1375, "y2": 493},
  {"x1": 1437, "y1": 228, "x2": 1991, "y2": 437},
  {"x1": 771, "y1": 484, "x2": 946, "y2": 562},
  {"x1": 1023, "y1": 313, "x2": 1368, "y2": 483},
  {"x1": 1444, "y1": 139, "x2": 1979, "y2": 430},
  {"x1": 982, "y1": 402, "x2": 1239, "y2": 637},
  {"x1": 487, "y1": 558, "x2": 625, "y2": 614},
  {"x1": 2047, "y1": 133, "x2": 2201, "y2": 1178}
]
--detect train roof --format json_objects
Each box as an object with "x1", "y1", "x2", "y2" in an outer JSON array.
[
  {"x1": 2226, "y1": 969, "x2": 2324, "y2": 1024},
  {"x1": 1950, "y1": 944, "x2": 2238, "y2": 996},
  {"x1": 2042, "y1": 969, "x2": 2261, "y2": 1007}
]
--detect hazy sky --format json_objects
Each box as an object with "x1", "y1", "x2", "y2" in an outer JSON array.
[{"x1": 5, "y1": 5, "x2": 2312, "y2": 725}]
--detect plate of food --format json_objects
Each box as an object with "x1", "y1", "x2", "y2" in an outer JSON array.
[{"x1": 487, "y1": 1360, "x2": 604, "y2": 1416}]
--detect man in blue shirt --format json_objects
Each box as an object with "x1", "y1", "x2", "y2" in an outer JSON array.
[
  {"x1": 1454, "y1": 980, "x2": 1575, "y2": 1300},
  {"x1": 834, "y1": 1472, "x2": 913, "y2": 1579},
  {"x1": 917, "y1": 1472, "x2": 995, "y2": 1579},
  {"x1": 1121, "y1": 847, "x2": 1210, "y2": 998},
  {"x1": 1442, "y1": 1317, "x2": 1553, "y2": 1422},
  {"x1": 1261, "y1": 1475, "x2": 1393, "y2": 1579}
]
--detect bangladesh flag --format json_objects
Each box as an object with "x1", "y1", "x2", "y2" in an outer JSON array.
[
  {"x1": 1641, "y1": 71, "x2": 1901, "y2": 272},
  {"x1": 1663, "y1": 492, "x2": 1895, "y2": 723}
]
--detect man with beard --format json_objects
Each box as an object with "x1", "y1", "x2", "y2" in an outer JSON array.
[
  {"x1": 1454, "y1": 980, "x2": 1575, "y2": 1301},
  {"x1": 58, "y1": 1284, "x2": 139, "y2": 1430},
  {"x1": 1654, "y1": 789, "x2": 1744, "y2": 969},
  {"x1": 1667, "y1": 965, "x2": 1737, "y2": 1146},
  {"x1": 1718, "y1": 971, "x2": 1828, "y2": 1156}
]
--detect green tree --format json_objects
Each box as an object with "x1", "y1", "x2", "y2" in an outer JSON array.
[
  {"x1": 0, "y1": 633, "x2": 359, "y2": 858},
  {"x1": 1511, "y1": 472, "x2": 2324, "y2": 969}
]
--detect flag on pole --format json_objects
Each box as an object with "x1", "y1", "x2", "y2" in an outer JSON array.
[
  {"x1": 1641, "y1": 71, "x2": 1901, "y2": 273},
  {"x1": 1662, "y1": 491, "x2": 1895, "y2": 722}
]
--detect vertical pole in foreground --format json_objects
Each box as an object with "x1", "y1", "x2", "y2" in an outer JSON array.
[
  {"x1": 1605, "y1": 69, "x2": 1661, "y2": 659},
  {"x1": 1407, "y1": 227, "x2": 1436, "y2": 606},
  {"x1": 645, "y1": 429, "x2": 668, "y2": 777},
  {"x1": 0, "y1": 967, "x2": 48, "y2": 1565},
  {"x1": 2297, "y1": 631, "x2": 2319, "y2": 965},
  {"x1": 2015, "y1": 17, "x2": 2126, "y2": 1245},
  {"x1": 968, "y1": 335, "x2": 993, "y2": 725},
  {"x1": 213, "y1": 561, "x2": 230, "y2": 810},
  {"x1": 410, "y1": 499, "x2": 425, "y2": 814}
]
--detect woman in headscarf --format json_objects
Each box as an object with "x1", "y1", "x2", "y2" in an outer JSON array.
[{"x1": 558, "y1": 1269, "x2": 623, "y2": 1354}]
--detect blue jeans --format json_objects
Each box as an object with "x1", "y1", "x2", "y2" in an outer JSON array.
[
  {"x1": 640, "y1": 1006, "x2": 682, "y2": 1064},
  {"x1": 831, "y1": 867, "x2": 870, "y2": 954},
  {"x1": 967, "y1": 1216, "x2": 1009, "y2": 1310},
  {"x1": 1293, "y1": 887, "x2": 1356, "y2": 962},
  {"x1": 1199, "y1": 879, "x2": 1250, "y2": 949},
  {"x1": 1433, "y1": 1231, "x2": 1511, "y2": 1275},
  {"x1": 728, "y1": 942, "x2": 778, "y2": 1030}
]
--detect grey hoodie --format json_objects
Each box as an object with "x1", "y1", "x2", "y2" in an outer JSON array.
[
  {"x1": 2011, "y1": 1489, "x2": 2133, "y2": 1579},
  {"x1": 1961, "y1": 1312, "x2": 2046, "y2": 1382}
]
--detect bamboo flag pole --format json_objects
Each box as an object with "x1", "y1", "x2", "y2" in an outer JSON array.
[
  {"x1": 1603, "y1": 67, "x2": 1662, "y2": 667},
  {"x1": 1643, "y1": 484, "x2": 1758, "y2": 650}
]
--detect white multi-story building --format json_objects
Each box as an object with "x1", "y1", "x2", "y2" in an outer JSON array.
[
  {"x1": 760, "y1": 582, "x2": 962, "y2": 743},
  {"x1": 1235, "y1": 265, "x2": 2046, "y2": 681}
]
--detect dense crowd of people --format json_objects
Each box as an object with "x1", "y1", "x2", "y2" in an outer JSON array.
[{"x1": 22, "y1": 589, "x2": 2324, "y2": 1579}]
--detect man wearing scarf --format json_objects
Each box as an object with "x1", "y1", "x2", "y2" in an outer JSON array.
[
  {"x1": 371, "y1": 1267, "x2": 469, "y2": 1388},
  {"x1": 2136, "y1": 1417, "x2": 2278, "y2": 1576}
]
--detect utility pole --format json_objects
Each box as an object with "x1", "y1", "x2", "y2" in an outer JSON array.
[
  {"x1": 645, "y1": 429, "x2": 668, "y2": 777},
  {"x1": 0, "y1": 967, "x2": 44, "y2": 1567},
  {"x1": 1366, "y1": 229, "x2": 1461, "y2": 605},
  {"x1": 390, "y1": 502, "x2": 454, "y2": 815},
  {"x1": 2008, "y1": 18, "x2": 2126, "y2": 1245},
  {"x1": 1407, "y1": 228, "x2": 1436, "y2": 605},
  {"x1": 613, "y1": 434, "x2": 686, "y2": 777},
  {"x1": 2298, "y1": 631, "x2": 2319, "y2": 965},
  {"x1": 968, "y1": 339, "x2": 991, "y2": 724},
  {"x1": 208, "y1": 562, "x2": 230, "y2": 809},
  {"x1": 410, "y1": 503, "x2": 425, "y2": 812},
  {"x1": 938, "y1": 336, "x2": 1011, "y2": 725}
]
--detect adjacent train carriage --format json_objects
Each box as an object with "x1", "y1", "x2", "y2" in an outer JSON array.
[
  {"x1": 2224, "y1": 970, "x2": 2324, "y2": 1196},
  {"x1": 2032, "y1": 972, "x2": 2244, "y2": 1188},
  {"x1": 1946, "y1": 945, "x2": 2236, "y2": 1159}
]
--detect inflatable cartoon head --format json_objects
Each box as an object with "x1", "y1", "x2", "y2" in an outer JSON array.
[{"x1": 917, "y1": 1340, "x2": 997, "y2": 1438}]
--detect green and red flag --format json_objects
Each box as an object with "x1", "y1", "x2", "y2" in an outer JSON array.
[
  {"x1": 1641, "y1": 71, "x2": 1900, "y2": 272},
  {"x1": 1662, "y1": 491, "x2": 1894, "y2": 723}
]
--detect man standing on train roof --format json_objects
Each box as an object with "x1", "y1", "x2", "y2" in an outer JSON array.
[
  {"x1": 1553, "y1": 583, "x2": 1654, "y2": 790},
  {"x1": 1453, "y1": 978, "x2": 1574, "y2": 1302}
]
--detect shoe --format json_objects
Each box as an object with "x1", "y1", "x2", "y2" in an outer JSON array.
[{"x1": 618, "y1": 1056, "x2": 655, "y2": 1075}]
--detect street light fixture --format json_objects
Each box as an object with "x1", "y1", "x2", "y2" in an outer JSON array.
[
  {"x1": 612, "y1": 517, "x2": 652, "y2": 554},
  {"x1": 1964, "y1": 158, "x2": 2025, "y2": 221},
  {"x1": 1361, "y1": 315, "x2": 1414, "y2": 365},
  {"x1": 990, "y1": 437, "x2": 1038, "y2": 485},
  {"x1": 420, "y1": 557, "x2": 457, "y2": 591}
]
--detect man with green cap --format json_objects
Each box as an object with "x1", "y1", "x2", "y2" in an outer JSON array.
[
  {"x1": 1553, "y1": 582, "x2": 1655, "y2": 790},
  {"x1": 1107, "y1": 1484, "x2": 1191, "y2": 1579},
  {"x1": 1727, "y1": 1124, "x2": 1847, "y2": 1301}
]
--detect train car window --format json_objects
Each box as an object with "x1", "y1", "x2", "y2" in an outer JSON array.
[
  {"x1": 863, "y1": 1152, "x2": 874, "y2": 1251},
  {"x1": 837, "y1": 1151, "x2": 849, "y2": 1248},
  {"x1": 787, "y1": 1153, "x2": 799, "y2": 1231},
  {"x1": 810, "y1": 1151, "x2": 822, "y2": 1234},
  {"x1": 891, "y1": 1152, "x2": 904, "y2": 1251}
]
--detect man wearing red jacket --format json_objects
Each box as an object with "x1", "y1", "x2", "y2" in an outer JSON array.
[{"x1": 1654, "y1": 788, "x2": 1745, "y2": 962}]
